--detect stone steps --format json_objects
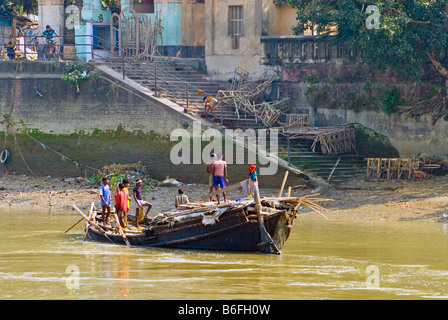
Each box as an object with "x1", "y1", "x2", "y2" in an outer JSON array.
[{"x1": 101, "y1": 60, "x2": 364, "y2": 184}]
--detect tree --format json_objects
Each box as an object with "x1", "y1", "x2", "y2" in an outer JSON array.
[
  {"x1": 287, "y1": 0, "x2": 448, "y2": 123},
  {"x1": 0, "y1": 0, "x2": 37, "y2": 15}
]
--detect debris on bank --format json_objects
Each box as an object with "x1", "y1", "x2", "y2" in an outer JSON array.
[{"x1": 85, "y1": 163, "x2": 158, "y2": 192}]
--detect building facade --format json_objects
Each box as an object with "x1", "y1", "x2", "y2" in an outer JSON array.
[{"x1": 204, "y1": 0, "x2": 298, "y2": 78}]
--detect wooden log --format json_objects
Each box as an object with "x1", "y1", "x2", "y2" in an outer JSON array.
[
  {"x1": 200, "y1": 182, "x2": 242, "y2": 201},
  {"x1": 64, "y1": 217, "x2": 84, "y2": 234},
  {"x1": 114, "y1": 212, "x2": 131, "y2": 247},
  {"x1": 83, "y1": 202, "x2": 95, "y2": 241},
  {"x1": 72, "y1": 204, "x2": 114, "y2": 244},
  {"x1": 253, "y1": 184, "x2": 280, "y2": 255},
  {"x1": 278, "y1": 171, "x2": 289, "y2": 197}
]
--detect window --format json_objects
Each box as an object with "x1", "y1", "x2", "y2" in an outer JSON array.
[
  {"x1": 228, "y1": 5, "x2": 243, "y2": 49},
  {"x1": 325, "y1": 42, "x2": 332, "y2": 60},
  {"x1": 188, "y1": 0, "x2": 205, "y2": 3},
  {"x1": 337, "y1": 42, "x2": 343, "y2": 58},
  {"x1": 312, "y1": 42, "x2": 318, "y2": 59}
]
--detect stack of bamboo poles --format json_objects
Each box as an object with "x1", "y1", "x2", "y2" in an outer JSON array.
[
  {"x1": 163, "y1": 201, "x2": 248, "y2": 218},
  {"x1": 269, "y1": 194, "x2": 333, "y2": 220},
  {"x1": 269, "y1": 170, "x2": 333, "y2": 220}
]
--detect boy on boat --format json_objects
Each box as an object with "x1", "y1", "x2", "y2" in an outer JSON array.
[
  {"x1": 114, "y1": 183, "x2": 129, "y2": 229},
  {"x1": 212, "y1": 153, "x2": 229, "y2": 204},
  {"x1": 175, "y1": 189, "x2": 189, "y2": 208},
  {"x1": 99, "y1": 177, "x2": 111, "y2": 226},
  {"x1": 133, "y1": 179, "x2": 153, "y2": 227},
  {"x1": 122, "y1": 178, "x2": 131, "y2": 227}
]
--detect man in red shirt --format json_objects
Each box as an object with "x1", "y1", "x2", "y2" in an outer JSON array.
[
  {"x1": 212, "y1": 153, "x2": 229, "y2": 204},
  {"x1": 114, "y1": 183, "x2": 129, "y2": 229}
]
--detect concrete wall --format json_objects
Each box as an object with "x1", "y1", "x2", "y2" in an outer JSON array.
[
  {"x1": 264, "y1": 1, "x2": 296, "y2": 37},
  {"x1": 314, "y1": 109, "x2": 448, "y2": 159},
  {"x1": 0, "y1": 61, "x2": 304, "y2": 188},
  {"x1": 38, "y1": 0, "x2": 65, "y2": 36},
  {"x1": 181, "y1": 0, "x2": 205, "y2": 47},
  {"x1": 119, "y1": 0, "x2": 204, "y2": 57},
  {"x1": 0, "y1": 62, "x2": 190, "y2": 136},
  {"x1": 205, "y1": 0, "x2": 262, "y2": 77},
  {"x1": 266, "y1": 59, "x2": 448, "y2": 159}
]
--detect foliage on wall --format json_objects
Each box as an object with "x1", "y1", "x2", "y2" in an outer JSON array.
[{"x1": 61, "y1": 63, "x2": 102, "y2": 93}]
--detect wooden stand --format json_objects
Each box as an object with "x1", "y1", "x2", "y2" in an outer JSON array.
[{"x1": 366, "y1": 158, "x2": 421, "y2": 181}]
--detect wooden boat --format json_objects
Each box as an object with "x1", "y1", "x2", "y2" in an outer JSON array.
[{"x1": 72, "y1": 193, "x2": 330, "y2": 255}]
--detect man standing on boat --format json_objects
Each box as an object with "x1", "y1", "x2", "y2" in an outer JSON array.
[
  {"x1": 212, "y1": 153, "x2": 229, "y2": 204},
  {"x1": 122, "y1": 178, "x2": 131, "y2": 227},
  {"x1": 114, "y1": 183, "x2": 128, "y2": 229},
  {"x1": 99, "y1": 177, "x2": 111, "y2": 226},
  {"x1": 248, "y1": 164, "x2": 258, "y2": 198},
  {"x1": 133, "y1": 179, "x2": 153, "y2": 227}
]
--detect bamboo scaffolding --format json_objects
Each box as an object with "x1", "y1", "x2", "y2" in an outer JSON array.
[{"x1": 285, "y1": 127, "x2": 356, "y2": 155}]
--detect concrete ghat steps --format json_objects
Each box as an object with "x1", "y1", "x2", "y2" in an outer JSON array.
[
  {"x1": 108, "y1": 62, "x2": 228, "y2": 116},
  {"x1": 101, "y1": 60, "x2": 364, "y2": 184},
  {"x1": 274, "y1": 135, "x2": 365, "y2": 182}
]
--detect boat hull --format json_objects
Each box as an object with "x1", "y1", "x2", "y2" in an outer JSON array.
[{"x1": 87, "y1": 208, "x2": 293, "y2": 252}]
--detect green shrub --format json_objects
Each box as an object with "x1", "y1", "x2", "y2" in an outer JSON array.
[
  {"x1": 305, "y1": 73, "x2": 319, "y2": 84},
  {"x1": 377, "y1": 88, "x2": 403, "y2": 116},
  {"x1": 61, "y1": 63, "x2": 102, "y2": 93}
]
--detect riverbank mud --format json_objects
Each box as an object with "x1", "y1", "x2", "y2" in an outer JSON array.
[{"x1": 0, "y1": 174, "x2": 447, "y2": 223}]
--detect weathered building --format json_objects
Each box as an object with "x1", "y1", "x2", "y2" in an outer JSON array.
[
  {"x1": 119, "y1": 0, "x2": 205, "y2": 57},
  {"x1": 204, "y1": 0, "x2": 298, "y2": 77}
]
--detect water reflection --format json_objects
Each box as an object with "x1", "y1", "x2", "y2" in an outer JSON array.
[{"x1": 1, "y1": 208, "x2": 448, "y2": 299}]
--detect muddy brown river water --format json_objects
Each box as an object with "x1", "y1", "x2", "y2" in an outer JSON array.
[{"x1": 1, "y1": 207, "x2": 448, "y2": 300}]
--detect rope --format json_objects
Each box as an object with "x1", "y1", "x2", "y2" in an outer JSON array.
[
  {"x1": 3, "y1": 62, "x2": 19, "y2": 149},
  {"x1": 1, "y1": 63, "x2": 99, "y2": 176},
  {"x1": 0, "y1": 62, "x2": 37, "y2": 176},
  {"x1": 12, "y1": 129, "x2": 36, "y2": 177},
  {"x1": 25, "y1": 133, "x2": 100, "y2": 172}
]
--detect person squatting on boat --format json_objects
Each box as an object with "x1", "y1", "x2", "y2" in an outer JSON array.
[
  {"x1": 175, "y1": 189, "x2": 190, "y2": 208},
  {"x1": 133, "y1": 179, "x2": 153, "y2": 227}
]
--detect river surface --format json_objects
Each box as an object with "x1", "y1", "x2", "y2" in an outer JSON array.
[{"x1": 1, "y1": 208, "x2": 448, "y2": 300}]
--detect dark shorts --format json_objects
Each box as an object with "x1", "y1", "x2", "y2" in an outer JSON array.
[{"x1": 213, "y1": 176, "x2": 225, "y2": 188}]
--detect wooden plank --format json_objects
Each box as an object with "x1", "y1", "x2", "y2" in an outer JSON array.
[
  {"x1": 278, "y1": 171, "x2": 289, "y2": 197},
  {"x1": 114, "y1": 212, "x2": 131, "y2": 247},
  {"x1": 200, "y1": 182, "x2": 243, "y2": 201}
]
